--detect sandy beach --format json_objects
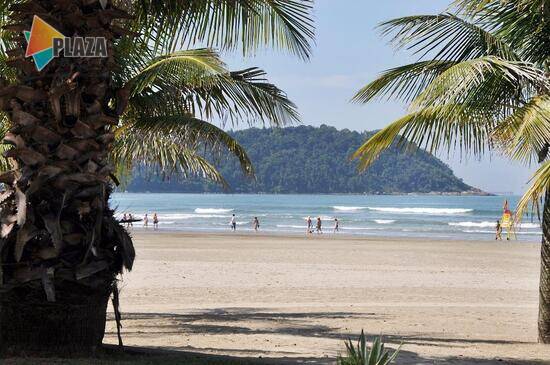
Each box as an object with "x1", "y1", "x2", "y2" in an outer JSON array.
[{"x1": 104, "y1": 231, "x2": 550, "y2": 364}]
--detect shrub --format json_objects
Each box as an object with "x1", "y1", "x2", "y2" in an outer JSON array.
[{"x1": 337, "y1": 330, "x2": 401, "y2": 365}]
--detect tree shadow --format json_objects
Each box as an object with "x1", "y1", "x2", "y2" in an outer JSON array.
[{"x1": 105, "y1": 308, "x2": 548, "y2": 365}]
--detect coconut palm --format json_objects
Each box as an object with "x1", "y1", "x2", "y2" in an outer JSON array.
[
  {"x1": 0, "y1": 0, "x2": 314, "y2": 352},
  {"x1": 352, "y1": 0, "x2": 550, "y2": 342}
]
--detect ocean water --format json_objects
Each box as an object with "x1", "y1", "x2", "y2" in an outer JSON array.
[{"x1": 110, "y1": 193, "x2": 542, "y2": 242}]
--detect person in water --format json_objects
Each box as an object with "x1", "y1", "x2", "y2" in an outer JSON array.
[
  {"x1": 230, "y1": 214, "x2": 237, "y2": 231},
  {"x1": 306, "y1": 216, "x2": 312, "y2": 234},
  {"x1": 153, "y1": 213, "x2": 159, "y2": 230},
  {"x1": 316, "y1": 217, "x2": 322, "y2": 234},
  {"x1": 253, "y1": 217, "x2": 260, "y2": 232},
  {"x1": 334, "y1": 218, "x2": 339, "y2": 233},
  {"x1": 495, "y1": 220, "x2": 502, "y2": 240},
  {"x1": 143, "y1": 213, "x2": 149, "y2": 228}
]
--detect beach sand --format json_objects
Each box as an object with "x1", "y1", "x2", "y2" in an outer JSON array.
[{"x1": 104, "y1": 231, "x2": 550, "y2": 364}]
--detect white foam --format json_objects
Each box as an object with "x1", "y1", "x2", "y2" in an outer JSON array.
[
  {"x1": 276, "y1": 224, "x2": 305, "y2": 229},
  {"x1": 449, "y1": 221, "x2": 495, "y2": 228},
  {"x1": 374, "y1": 219, "x2": 396, "y2": 224},
  {"x1": 518, "y1": 223, "x2": 540, "y2": 229},
  {"x1": 368, "y1": 207, "x2": 473, "y2": 215},
  {"x1": 450, "y1": 221, "x2": 540, "y2": 229},
  {"x1": 194, "y1": 208, "x2": 234, "y2": 214},
  {"x1": 333, "y1": 206, "x2": 366, "y2": 212}
]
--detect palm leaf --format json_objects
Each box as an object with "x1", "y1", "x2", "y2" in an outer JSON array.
[
  {"x1": 119, "y1": 113, "x2": 254, "y2": 177},
  {"x1": 111, "y1": 128, "x2": 229, "y2": 188},
  {"x1": 352, "y1": 103, "x2": 494, "y2": 171},
  {"x1": 410, "y1": 56, "x2": 548, "y2": 111},
  {"x1": 352, "y1": 60, "x2": 455, "y2": 103},
  {"x1": 120, "y1": 0, "x2": 315, "y2": 59},
  {"x1": 379, "y1": 13, "x2": 518, "y2": 61},
  {"x1": 516, "y1": 159, "x2": 550, "y2": 221},
  {"x1": 492, "y1": 95, "x2": 550, "y2": 165}
]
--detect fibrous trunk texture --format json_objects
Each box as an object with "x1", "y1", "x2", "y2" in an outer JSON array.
[
  {"x1": 539, "y1": 188, "x2": 550, "y2": 343},
  {"x1": 0, "y1": 0, "x2": 134, "y2": 353}
]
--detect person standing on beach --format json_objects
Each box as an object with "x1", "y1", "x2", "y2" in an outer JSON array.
[
  {"x1": 122, "y1": 213, "x2": 127, "y2": 225},
  {"x1": 230, "y1": 214, "x2": 237, "y2": 231},
  {"x1": 128, "y1": 213, "x2": 133, "y2": 228},
  {"x1": 253, "y1": 217, "x2": 260, "y2": 232},
  {"x1": 143, "y1": 214, "x2": 149, "y2": 228},
  {"x1": 306, "y1": 216, "x2": 312, "y2": 234},
  {"x1": 316, "y1": 217, "x2": 322, "y2": 234},
  {"x1": 495, "y1": 220, "x2": 502, "y2": 240},
  {"x1": 333, "y1": 218, "x2": 339, "y2": 233},
  {"x1": 153, "y1": 213, "x2": 159, "y2": 230}
]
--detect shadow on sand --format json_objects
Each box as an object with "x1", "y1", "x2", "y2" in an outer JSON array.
[{"x1": 105, "y1": 309, "x2": 547, "y2": 365}]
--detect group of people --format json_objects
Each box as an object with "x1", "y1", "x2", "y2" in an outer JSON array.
[
  {"x1": 229, "y1": 214, "x2": 260, "y2": 232},
  {"x1": 228, "y1": 214, "x2": 340, "y2": 234},
  {"x1": 122, "y1": 212, "x2": 159, "y2": 230},
  {"x1": 305, "y1": 216, "x2": 339, "y2": 234}
]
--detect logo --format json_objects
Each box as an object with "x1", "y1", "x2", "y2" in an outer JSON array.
[{"x1": 24, "y1": 16, "x2": 108, "y2": 71}]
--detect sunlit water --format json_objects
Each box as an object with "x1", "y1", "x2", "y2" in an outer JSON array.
[{"x1": 110, "y1": 193, "x2": 541, "y2": 242}]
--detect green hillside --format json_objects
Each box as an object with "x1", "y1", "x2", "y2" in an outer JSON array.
[{"x1": 127, "y1": 125, "x2": 478, "y2": 194}]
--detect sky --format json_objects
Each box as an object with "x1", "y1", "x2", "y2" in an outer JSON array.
[{"x1": 224, "y1": 0, "x2": 536, "y2": 194}]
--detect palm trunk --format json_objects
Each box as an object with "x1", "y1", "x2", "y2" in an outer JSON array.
[
  {"x1": 0, "y1": 0, "x2": 133, "y2": 353},
  {"x1": 539, "y1": 188, "x2": 550, "y2": 343}
]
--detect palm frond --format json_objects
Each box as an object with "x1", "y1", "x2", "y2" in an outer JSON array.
[
  {"x1": 127, "y1": 49, "x2": 226, "y2": 96},
  {"x1": 111, "y1": 128, "x2": 229, "y2": 188},
  {"x1": 120, "y1": 0, "x2": 315, "y2": 59},
  {"x1": 127, "y1": 53, "x2": 299, "y2": 126},
  {"x1": 516, "y1": 159, "x2": 550, "y2": 221},
  {"x1": 119, "y1": 113, "x2": 254, "y2": 177},
  {"x1": 410, "y1": 56, "x2": 548, "y2": 111},
  {"x1": 352, "y1": 60, "x2": 455, "y2": 104},
  {"x1": 379, "y1": 13, "x2": 518, "y2": 61},
  {"x1": 492, "y1": 95, "x2": 550, "y2": 165},
  {"x1": 454, "y1": 0, "x2": 550, "y2": 64},
  {"x1": 352, "y1": 103, "x2": 494, "y2": 171}
]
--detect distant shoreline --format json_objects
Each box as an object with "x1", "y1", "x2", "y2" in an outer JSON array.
[{"x1": 120, "y1": 190, "x2": 495, "y2": 196}]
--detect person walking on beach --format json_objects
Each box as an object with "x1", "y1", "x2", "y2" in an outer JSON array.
[
  {"x1": 122, "y1": 213, "x2": 127, "y2": 226},
  {"x1": 333, "y1": 218, "x2": 339, "y2": 233},
  {"x1": 230, "y1": 214, "x2": 237, "y2": 231},
  {"x1": 306, "y1": 216, "x2": 312, "y2": 234},
  {"x1": 128, "y1": 213, "x2": 133, "y2": 228},
  {"x1": 316, "y1": 217, "x2": 322, "y2": 234},
  {"x1": 495, "y1": 220, "x2": 502, "y2": 240},
  {"x1": 253, "y1": 217, "x2": 260, "y2": 232},
  {"x1": 143, "y1": 214, "x2": 149, "y2": 228},
  {"x1": 153, "y1": 213, "x2": 159, "y2": 230}
]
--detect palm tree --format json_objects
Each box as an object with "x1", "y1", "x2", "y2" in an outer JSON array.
[
  {"x1": 0, "y1": 0, "x2": 314, "y2": 352},
  {"x1": 351, "y1": 0, "x2": 550, "y2": 343}
]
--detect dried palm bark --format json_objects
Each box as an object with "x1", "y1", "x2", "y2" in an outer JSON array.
[{"x1": 0, "y1": 0, "x2": 134, "y2": 352}]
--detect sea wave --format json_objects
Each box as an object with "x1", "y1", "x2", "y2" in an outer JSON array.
[
  {"x1": 194, "y1": 208, "x2": 234, "y2": 214},
  {"x1": 333, "y1": 206, "x2": 366, "y2": 212},
  {"x1": 368, "y1": 207, "x2": 473, "y2": 215},
  {"x1": 374, "y1": 219, "x2": 396, "y2": 224},
  {"x1": 277, "y1": 224, "x2": 305, "y2": 229},
  {"x1": 450, "y1": 221, "x2": 540, "y2": 229},
  {"x1": 449, "y1": 221, "x2": 495, "y2": 228}
]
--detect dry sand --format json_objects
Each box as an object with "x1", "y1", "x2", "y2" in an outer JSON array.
[{"x1": 104, "y1": 231, "x2": 550, "y2": 364}]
